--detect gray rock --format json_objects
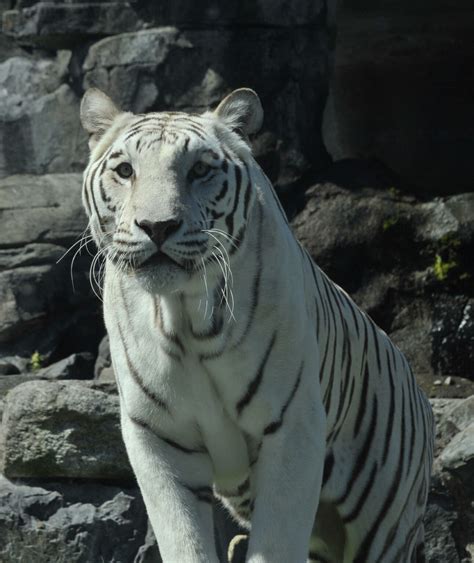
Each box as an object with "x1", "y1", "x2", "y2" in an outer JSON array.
[
  {"x1": 0, "y1": 51, "x2": 70, "y2": 116},
  {"x1": 0, "y1": 243, "x2": 65, "y2": 271},
  {"x1": 36, "y1": 352, "x2": 95, "y2": 380},
  {"x1": 3, "y1": 3, "x2": 142, "y2": 48},
  {"x1": 292, "y1": 181, "x2": 474, "y2": 378},
  {"x1": 424, "y1": 496, "x2": 461, "y2": 563},
  {"x1": 94, "y1": 334, "x2": 111, "y2": 379},
  {"x1": 439, "y1": 422, "x2": 474, "y2": 496},
  {"x1": 135, "y1": 0, "x2": 324, "y2": 27},
  {"x1": 0, "y1": 173, "x2": 85, "y2": 248},
  {"x1": 0, "y1": 476, "x2": 149, "y2": 563},
  {"x1": 434, "y1": 396, "x2": 474, "y2": 455},
  {"x1": 83, "y1": 26, "x2": 331, "y2": 190},
  {"x1": 0, "y1": 173, "x2": 103, "y2": 356},
  {"x1": 0, "y1": 380, "x2": 132, "y2": 480},
  {"x1": 0, "y1": 83, "x2": 88, "y2": 177}
]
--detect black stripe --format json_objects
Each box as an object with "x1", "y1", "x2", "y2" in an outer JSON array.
[
  {"x1": 353, "y1": 389, "x2": 406, "y2": 563},
  {"x1": 336, "y1": 395, "x2": 378, "y2": 505},
  {"x1": 369, "y1": 319, "x2": 382, "y2": 373},
  {"x1": 382, "y1": 348, "x2": 396, "y2": 465},
  {"x1": 225, "y1": 164, "x2": 243, "y2": 236},
  {"x1": 264, "y1": 362, "x2": 303, "y2": 435},
  {"x1": 117, "y1": 323, "x2": 169, "y2": 411},
  {"x1": 236, "y1": 331, "x2": 277, "y2": 416},
  {"x1": 214, "y1": 180, "x2": 228, "y2": 202},
  {"x1": 353, "y1": 357, "x2": 369, "y2": 438},
  {"x1": 322, "y1": 450, "x2": 335, "y2": 486},
  {"x1": 183, "y1": 484, "x2": 213, "y2": 504},
  {"x1": 129, "y1": 415, "x2": 204, "y2": 454},
  {"x1": 342, "y1": 462, "x2": 378, "y2": 523}
]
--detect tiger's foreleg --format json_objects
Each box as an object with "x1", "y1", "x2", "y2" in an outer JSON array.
[
  {"x1": 121, "y1": 411, "x2": 219, "y2": 563},
  {"x1": 246, "y1": 380, "x2": 326, "y2": 563}
]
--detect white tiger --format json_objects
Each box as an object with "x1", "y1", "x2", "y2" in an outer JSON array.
[{"x1": 80, "y1": 87, "x2": 434, "y2": 563}]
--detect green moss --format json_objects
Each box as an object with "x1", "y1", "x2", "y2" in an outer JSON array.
[
  {"x1": 433, "y1": 254, "x2": 458, "y2": 281},
  {"x1": 30, "y1": 351, "x2": 43, "y2": 371},
  {"x1": 382, "y1": 216, "x2": 399, "y2": 231}
]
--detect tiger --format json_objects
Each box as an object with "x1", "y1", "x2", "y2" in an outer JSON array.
[{"x1": 79, "y1": 86, "x2": 434, "y2": 563}]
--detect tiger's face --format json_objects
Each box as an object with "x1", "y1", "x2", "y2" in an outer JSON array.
[{"x1": 80, "y1": 88, "x2": 263, "y2": 294}]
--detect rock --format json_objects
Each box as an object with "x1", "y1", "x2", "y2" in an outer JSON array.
[
  {"x1": 2, "y1": 3, "x2": 142, "y2": 48},
  {"x1": 292, "y1": 179, "x2": 474, "y2": 378},
  {"x1": 434, "y1": 396, "x2": 474, "y2": 454},
  {"x1": 36, "y1": 352, "x2": 95, "y2": 380},
  {"x1": 0, "y1": 83, "x2": 87, "y2": 177},
  {"x1": 0, "y1": 380, "x2": 132, "y2": 480},
  {"x1": 0, "y1": 174, "x2": 103, "y2": 359},
  {"x1": 94, "y1": 335, "x2": 111, "y2": 379},
  {"x1": 0, "y1": 374, "x2": 31, "y2": 422},
  {"x1": 135, "y1": 0, "x2": 325, "y2": 27},
  {"x1": 0, "y1": 51, "x2": 70, "y2": 112},
  {"x1": 438, "y1": 422, "x2": 474, "y2": 496},
  {"x1": 424, "y1": 494, "x2": 461, "y2": 563},
  {"x1": 83, "y1": 26, "x2": 331, "y2": 190},
  {"x1": 0, "y1": 476, "x2": 149, "y2": 563},
  {"x1": 0, "y1": 357, "x2": 22, "y2": 375}
]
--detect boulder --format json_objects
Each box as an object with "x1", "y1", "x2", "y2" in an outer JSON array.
[
  {"x1": 0, "y1": 380, "x2": 132, "y2": 480},
  {"x1": 36, "y1": 352, "x2": 95, "y2": 380},
  {"x1": 0, "y1": 83, "x2": 87, "y2": 177},
  {"x1": 83, "y1": 26, "x2": 331, "y2": 190},
  {"x1": 0, "y1": 476, "x2": 149, "y2": 563},
  {"x1": 292, "y1": 179, "x2": 474, "y2": 379},
  {"x1": 135, "y1": 0, "x2": 325, "y2": 27},
  {"x1": 434, "y1": 396, "x2": 474, "y2": 454},
  {"x1": 2, "y1": 2, "x2": 142, "y2": 48},
  {"x1": 0, "y1": 174, "x2": 103, "y2": 359},
  {"x1": 438, "y1": 423, "x2": 474, "y2": 497}
]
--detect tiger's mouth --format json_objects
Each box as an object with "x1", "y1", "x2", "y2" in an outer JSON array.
[{"x1": 137, "y1": 250, "x2": 182, "y2": 270}]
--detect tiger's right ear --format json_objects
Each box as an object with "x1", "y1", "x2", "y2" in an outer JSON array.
[{"x1": 80, "y1": 88, "x2": 121, "y2": 150}]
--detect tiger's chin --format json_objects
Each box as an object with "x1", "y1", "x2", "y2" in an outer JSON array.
[{"x1": 130, "y1": 253, "x2": 193, "y2": 295}]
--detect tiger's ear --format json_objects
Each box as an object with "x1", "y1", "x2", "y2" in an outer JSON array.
[
  {"x1": 80, "y1": 88, "x2": 122, "y2": 150},
  {"x1": 214, "y1": 88, "x2": 263, "y2": 136}
]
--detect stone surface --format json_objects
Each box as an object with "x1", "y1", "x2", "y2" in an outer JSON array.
[
  {"x1": 0, "y1": 476, "x2": 149, "y2": 563},
  {"x1": 0, "y1": 83, "x2": 87, "y2": 177},
  {"x1": 292, "y1": 177, "x2": 474, "y2": 379},
  {"x1": 135, "y1": 0, "x2": 325, "y2": 27},
  {"x1": 83, "y1": 26, "x2": 331, "y2": 190},
  {"x1": 3, "y1": 3, "x2": 142, "y2": 47},
  {"x1": 0, "y1": 173, "x2": 103, "y2": 360},
  {"x1": 36, "y1": 352, "x2": 95, "y2": 380},
  {"x1": 0, "y1": 380, "x2": 132, "y2": 480},
  {"x1": 439, "y1": 423, "x2": 474, "y2": 497}
]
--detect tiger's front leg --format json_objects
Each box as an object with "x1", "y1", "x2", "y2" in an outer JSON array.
[
  {"x1": 121, "y1": 410, "x2": 219, "y2": 563},
  {"x1": 246, "y1": 378, "x2": 326, "y2": 563}
]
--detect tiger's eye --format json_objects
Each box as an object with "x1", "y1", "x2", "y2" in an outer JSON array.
[
  {"x1": 116, "y1": 162, "x2": 133, "y2": 179},
  {"x1": 190, "y1": 161, "x2": 211, "y2": 179}
]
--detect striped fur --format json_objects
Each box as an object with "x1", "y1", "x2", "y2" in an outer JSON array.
[{"x1": 80, "y1": 88, "x2": 434, "y2": 563}]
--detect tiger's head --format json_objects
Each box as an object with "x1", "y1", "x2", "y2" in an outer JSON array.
[{"x1": 80, "y1": 87, "x2": 263, "y2": 294}]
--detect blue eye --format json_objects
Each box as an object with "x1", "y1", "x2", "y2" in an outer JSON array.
[
  {"x1": 115, "y1": 162, "x2": 133, "y2": 179},
  {"x1": 190, "y1": 161, "x2": 211, "y2": 179}
]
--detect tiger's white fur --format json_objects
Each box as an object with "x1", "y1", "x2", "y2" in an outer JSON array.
[{"x1": 80, "y1": 87, "x2": 434, "y2": 563}]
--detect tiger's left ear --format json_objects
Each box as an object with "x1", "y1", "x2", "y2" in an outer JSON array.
[
  {"x1": 80, "y1": 88, "x2": 122, "y2": 150},
  {"x1": 214, "y1": 88, "x2": 263, "y2": 136}
]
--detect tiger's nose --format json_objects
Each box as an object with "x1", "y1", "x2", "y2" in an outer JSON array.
[{"x1": 135, "y1": 219, "x2": 181, "y2": 248}]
